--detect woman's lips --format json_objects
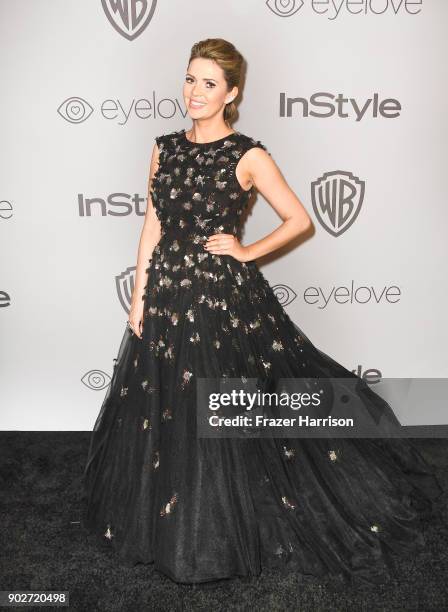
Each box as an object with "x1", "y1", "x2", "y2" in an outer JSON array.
[{"x1": 189, "y1": 100, "x2": 206, "y2": 108}]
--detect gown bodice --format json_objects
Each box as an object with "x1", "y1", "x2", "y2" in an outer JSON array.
[{"x1": 149, "y1": 128, "x2": 269, "y2": 248}]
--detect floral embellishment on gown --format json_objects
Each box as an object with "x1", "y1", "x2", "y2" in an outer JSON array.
[
  {"x1": 328, "y1": 449, "x2": 341, "y2": 462},
  {"x1": 281, "y1": 496, "x2": 297, "y2": 510},
  {"x1": 181, "y1": 369, "x2": 193, "y2": 388},
  {"x1": 283, "y1": 446, "x2": 296, "y2": 460},
  {"x1": 161, "y1": 408, "x2": 173, "y2": 421},
  {"x1": 160, "y1": 493, "x2": 178, "y2": 517}
]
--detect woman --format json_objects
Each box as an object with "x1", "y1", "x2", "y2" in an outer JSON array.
[{"x1": 83, "y1": 38, "x2": 443, "y2": 585}]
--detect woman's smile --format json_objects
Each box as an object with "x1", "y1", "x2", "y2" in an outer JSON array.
[{"x1": 189, "y1": 99, "x2": 207, "y2": 108}]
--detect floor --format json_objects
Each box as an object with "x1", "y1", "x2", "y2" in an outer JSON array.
[{"x1": 1, "y1": 432, "x2": 448, "y2": 611}]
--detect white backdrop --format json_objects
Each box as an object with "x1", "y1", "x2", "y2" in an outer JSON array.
[{"x1": 1, "y1": 0, "x2": 447, "y2": 430}]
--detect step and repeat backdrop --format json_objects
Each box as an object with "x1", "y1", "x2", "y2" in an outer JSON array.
[{"x1": 1, "y1": 1, "x2": 446, "y2": 429}]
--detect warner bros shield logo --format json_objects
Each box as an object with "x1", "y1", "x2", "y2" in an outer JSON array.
[
  {"x1": 102, "y1": 0, "x2": 157, "y2": 41},
  {"x1": 116, "y1": 266, "x2": 137, "y2": 314},
  {"x1": 311, "y1": 171, "x2": 365, "y2": 237}
]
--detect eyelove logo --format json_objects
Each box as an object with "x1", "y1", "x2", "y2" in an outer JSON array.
[
  {"x1": 57, "y1": 97, "x2": 94, "y2": 123},
  {"x1": 0, "y1": 200, "x2": 13, "y2": 220},
  {"x1": 0, "y1": 291, "x2": 11, "y2": 308},
  {"x1": 272, "y1": 284, "x2": 298, "y2": 306},
  {"x1": 266, "y1": 0, "x2": 422, "y2": 20},
  {"x1": 304, "y1": 281, "x2": 401, "y2": 309},
  {"x1": 351, "y1": 365, "x2": 383, "y2": 383},
  {"x1": 57, "y1": 95, "x2": 185, "y2": 124},
  {"x1": 81, "y1": 370, "x2": 111, "y2": 391}
]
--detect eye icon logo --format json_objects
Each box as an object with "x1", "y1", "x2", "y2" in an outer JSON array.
[
  {"x1": 272, "y1": 284, "x2": 298, "y2": 306},
  {"x1": 266, "y1": 0, "x2": 304, "y2": 17},
  {"x1": 102, "y1": 0, "x2": 158, "y2": 40},
  {"x1": 311, "y1": 171, "x2": 365, "y2": 237},
  {"x1": 81, "y1": 370, "x2": 111, "y2": 391},
  {"x1": 57, "y1": 97, "x2": 94, "y2": 123},
  {"x1": 116, "y1": 266, "x2": 136, "y2": 314}
]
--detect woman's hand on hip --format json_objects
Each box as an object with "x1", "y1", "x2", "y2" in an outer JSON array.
[{"x1": 203, "y1": 233, "x2": 251, "y2": 263}]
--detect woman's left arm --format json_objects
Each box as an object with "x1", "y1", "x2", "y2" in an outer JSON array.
[{"x1": 204, "y1": 147, "x2": 312, "y2": 262}]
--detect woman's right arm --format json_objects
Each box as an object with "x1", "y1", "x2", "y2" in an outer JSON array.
[{"x1": 128, "y1": 141, "x2": 163, "y2": 338}]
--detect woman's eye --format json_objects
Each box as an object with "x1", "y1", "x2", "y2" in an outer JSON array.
[{"x1": 185, "y1": 77, "x2": 215, "y2": 88}]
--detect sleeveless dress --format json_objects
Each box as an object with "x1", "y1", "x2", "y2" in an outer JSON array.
[{"x1": 83, "y1": 128, "x2": 443, "y2": 585}]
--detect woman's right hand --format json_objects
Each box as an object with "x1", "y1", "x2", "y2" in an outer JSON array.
[{"x1": 128, "y1": 299, "x2": 144, "y2": 339}]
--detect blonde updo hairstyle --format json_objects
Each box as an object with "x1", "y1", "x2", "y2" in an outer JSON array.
[{"x1": 188, "y1": 38, "x2": 244, "y2": 127}]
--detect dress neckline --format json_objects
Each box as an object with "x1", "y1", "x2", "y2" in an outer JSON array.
[{"x1": 181, "y1": 128, "x2": 239, "y2": 147}]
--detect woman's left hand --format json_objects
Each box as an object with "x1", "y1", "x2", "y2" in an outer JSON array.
[{"x1": 204, "y1": 233, "x2": 250, "y2": 262}]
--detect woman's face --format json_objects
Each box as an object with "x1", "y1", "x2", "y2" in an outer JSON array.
[{"x1": 183, "y1": 57, "x2": 237, "y2": 122}]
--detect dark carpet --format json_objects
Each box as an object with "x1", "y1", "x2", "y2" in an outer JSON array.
[{"x1": 1, "y1": 433, "x2": 447, "y2": 611}]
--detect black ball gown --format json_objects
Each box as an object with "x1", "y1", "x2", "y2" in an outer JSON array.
[{"x1": 83, "y1": 128, "x2": 443, "y2": 585}]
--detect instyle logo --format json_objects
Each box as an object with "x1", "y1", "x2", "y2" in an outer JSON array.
[
  {"x1": 279, "y1": 92, "x2": 401, "y2": 120},
  {"x1": 81, "y1": 370, "x2": 111, "y2": 391},
  {"x1": 272, "y1": 284, "x2": 298, "y2": 306},
  {"x1": 304, "y1": 281, "x2": 401, "y2": 309},
  {"x1": 311, "y1": 171, "x2": 365, "y2": 237},
  {"x1": 78, "y1": 193, "x2": 147, "y2": 216},
  {"x1": 116, "y1": 266, "x2": 137, "y2": 314},
  {"x1": 266, "y1": 0, "x2": 422, "y2": 20},
  {"x1": 102, "y1": 0, "x2": 158, "y2": 40}
]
